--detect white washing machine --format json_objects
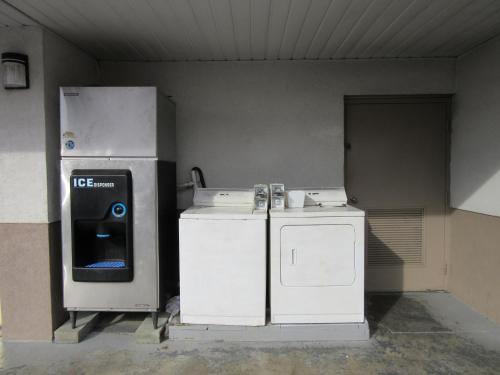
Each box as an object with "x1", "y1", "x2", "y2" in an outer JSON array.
[
  {"x1": 270, "y1": 188, "x2": 365, "y2": 324},
  {"x1": 179, "y1": 188, "x2": 267, "y2": 326}
]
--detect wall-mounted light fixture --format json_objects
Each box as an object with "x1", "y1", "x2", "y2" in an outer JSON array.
[{"x1": 2, "y1": 52, "x2": 29, "y2": 89}]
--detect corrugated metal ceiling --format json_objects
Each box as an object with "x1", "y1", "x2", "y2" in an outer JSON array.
[
  {"x1": 3, "y1": 0, "x2": 500, "y2": 61},
  {"x1": 0, "y1": 1, "x2": 35, "y2": 26}
]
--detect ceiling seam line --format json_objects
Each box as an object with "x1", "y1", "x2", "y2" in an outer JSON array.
[
  {"x1": 146, "y1": 0, "x2": 187, "y2": 59},
  {"x1": 1, "y1": 0, "x2": 100, "y2": 60},
  {"x1": 290, "y1": 0, "x2": 313, "y2": 59},
  {"x1": 359, "y1": 0, "x2": 417, "y2": 58},
  {"x1": 343, "y1": 0, "x2": 395, "y2": 58},
  {"x1": 0, "y1": 0, "x2": 33, "y2": 24},
  {"x1": 166, "y1": 0, "x2": 197, "y2": 60},
  {"x1": 263, "y1": 0, "x2": 271, "y2": 59},
  {"x1": 450, "y1": 15, "x2": 500, "y2": 57},
  {"x1": 276, "y1": 0, "x2": 293, "y2": 59},
  {"x1": 135, "y1": 0, "x2": 173, "y2": 60},
  {"x1": 98, "y1": 55, "x2": 456, "y2": 63},
  {"x1": 63, "y1": 0, "x2": 133, "y2": 60},
  {"x1": 370, "y1": 2, "x2": 432, "y2": 58},
  {"x1": 394, "y1": 0, "x2": 477, "y2": 57},
  {"x1": 332, "y1": 0, "x2": 379, "y2": 58},
  {"x1": 103, "y1": 0, "x2": 149, "y2": 60},
  {"x1": 186, "y1": 0, "x2": 216, "y2": 60},
  {"x1": 371, "y1": 0, "x2": 434, "y2": 58},
  {"x1": 207, "y1": 0, "x2": 225, "y2": 59},
  {"x1": 429, "y1": 1, "x2": 500, "y2": 55},
  {"x1": 0, "y1": 7, "x2": 22, "y2": 24},
  {"x1": 249, "y1": 0, "x2": 254, "y2": 59},
  {"x1": 316, "y1": 0, "x2": 353, "y2": 59},
  {"x1": 228, "y1": 0, "x2": 241, "y2": 60},
  {"x1": 456, "y1": 31, "x2": 500, "y2": 60},
  {"x1": 304, "y1": 0, "x2": 335, "y2": 58},
  {"x1": 46, "y1": 0, "x2": 114, "y2": 59}
]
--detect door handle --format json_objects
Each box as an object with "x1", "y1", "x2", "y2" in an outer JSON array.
[
  {"x1": 291, "y1": 249, "x2": 297, "y2": 265},
  {"x1": 349, "y1": 196, "x2": 358, "y2": 204}
]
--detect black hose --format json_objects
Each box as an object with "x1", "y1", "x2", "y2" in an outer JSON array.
[{"x1": 191, "y1": 167, "x2": 206, "y2": 188}]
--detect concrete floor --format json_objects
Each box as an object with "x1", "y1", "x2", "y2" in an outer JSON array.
[{"x1": 1, "y1": 292, "x2": 499, "y2": 375}]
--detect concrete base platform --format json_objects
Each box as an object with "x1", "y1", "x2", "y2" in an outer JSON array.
[
  {"x1": 54, "y1": 312, "x2": 101, "y2": 344},
  {"x1": 169, "y1": 319, "x2": 369, "y2": 342},
  {"x1": 134, "y1": 313, "x2": 169, "y2": 344}
]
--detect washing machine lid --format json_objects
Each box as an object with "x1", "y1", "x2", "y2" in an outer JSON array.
[
  {"x1": 270, "y1": 205, "x2": 364, "y2": 218},
  {"x1": 299, "y1": 187, "x2": 348, "y2": 207},
  {"x1": 193, "y1": 188, "x2": 254, "y2": 207},
  {"x1": 181, "y1": 206, "x2": 267, "y2": 220}
]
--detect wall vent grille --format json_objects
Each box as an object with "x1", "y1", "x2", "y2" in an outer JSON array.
[{"x1": 367, "y1": 208, "x2": 424, "y2": 266}]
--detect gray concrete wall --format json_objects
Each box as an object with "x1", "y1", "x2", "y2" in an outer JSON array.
[
  {"x1": 451, "y1": 35, "x2": 500, "y2": 217},
  {"x1": 101, "y1": 59, "x2": 456, "y2": 209},
  {"x1": 0, "y1": 27, "x2": 47, "y2": 223},
  {"x1": 0, "y1": 27, "x2": 99, "y2": 223}
]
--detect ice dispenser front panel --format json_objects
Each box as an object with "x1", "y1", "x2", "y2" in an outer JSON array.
[{"x1": 70, "y1": 170, "x2": 133, "y2": 282}]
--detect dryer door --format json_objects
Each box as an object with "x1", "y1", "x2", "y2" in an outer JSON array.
[{"x1": 280, "y1": 224, "x2": 356, "y2": 287}]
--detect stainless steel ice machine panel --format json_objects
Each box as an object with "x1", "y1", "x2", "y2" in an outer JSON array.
[
  {"x1": 61, "y1": 158, "x2": 176, "y2": 312},
  {"x1": 60, "y1": 86, "x2": 175, "y2": 159}
]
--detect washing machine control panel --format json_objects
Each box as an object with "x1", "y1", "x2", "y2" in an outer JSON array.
[
  {"x1": 270, "y1": 183, "x2": 285, "y2": 210},
  {"x1": 254, "y1": 184, "x2": 269, "y2": 210}
]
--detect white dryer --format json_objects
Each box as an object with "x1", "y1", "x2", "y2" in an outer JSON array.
[
  {"x1": 179, "y1": 188, "x2": 267, "y2": 326},
  {"x1": 270, "y1": 188, "x2": 365, "y2": 324}
]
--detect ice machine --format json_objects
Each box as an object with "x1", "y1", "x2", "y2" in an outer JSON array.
[{"x1": 60, "y1": 87, "x2": 177, "y2": 328}]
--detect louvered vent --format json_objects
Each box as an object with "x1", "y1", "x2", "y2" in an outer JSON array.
[{"x1": 367, "y1": 208, "x2": 424, "y2": 266}]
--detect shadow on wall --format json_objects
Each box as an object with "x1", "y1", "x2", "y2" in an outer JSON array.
[
  {"x1": 364, "y1": 223, "x2": 403, "y2": 336},
  {"x1": 365, "y1": 219, "x2": 404, "y2": 285}
]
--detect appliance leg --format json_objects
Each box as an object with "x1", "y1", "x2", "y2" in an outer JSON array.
[
  {"x1": 152, "y1": 312, "x2": 159, "y2": 329},
  {"x1": 70, "y1": 311, "x2": 77, "y2": 329}
]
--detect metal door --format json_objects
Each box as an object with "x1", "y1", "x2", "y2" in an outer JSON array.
[{"x1": 345, "y1": 96, "x2": 450, "y2": 291}]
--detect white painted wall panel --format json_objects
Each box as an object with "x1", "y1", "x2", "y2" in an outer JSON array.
[
  {"x1": 101, "y1": 59, "x2": 455, "y2": 209},
  {"x1": 451, "y1": 35, "x2": 500, "y2": 217}
]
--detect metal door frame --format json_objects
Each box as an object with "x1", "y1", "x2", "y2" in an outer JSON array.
[{"x1": 343, "y1": 94, "x2": 452, "y2": 290}]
